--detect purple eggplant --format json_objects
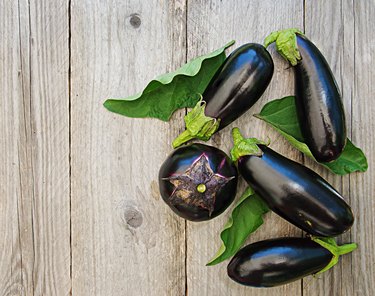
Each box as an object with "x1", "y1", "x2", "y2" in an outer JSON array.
[
  {"x1": 265, "y1": 29, "x2": 346, "y2": 162},
  {"x1": 158, "y1": 143, "x2": 238, "y2": 221},
  {"x1": 227, "y1": 237, "x2": 356, "y2": 287},
  {"x1": 173, "y1": 43, "x2": 274, "y2": 148},
  {"x1": 231, "y1": 128, "x2": 354, "y2": 237}
]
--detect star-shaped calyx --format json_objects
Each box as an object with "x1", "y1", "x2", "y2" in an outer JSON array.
[{"x1": 164, "y1": 154, "x2": 235, "y2": 216}]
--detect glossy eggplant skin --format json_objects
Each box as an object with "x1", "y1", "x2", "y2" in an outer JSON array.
[
  {"x1": 159, "y1": 144, "x2": 238, "y2": 221},
  {"x1": 227, "y1": 237, "x2": 332, "y2": 287},
  {"x1": 203, "y1": 43, "x2": 274, "y2": 130},
  {"x1": 238, "y1": 145, "x2": 354, "y2": 236},
  {"x1": 294, "y1": 34, "x2": 346, "y2": 162}
]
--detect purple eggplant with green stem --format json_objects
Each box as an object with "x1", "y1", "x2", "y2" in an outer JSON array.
[
  {"x1": 264, "y1": 29, "x2": 346, "y2": 162},
  {"x1": 172, "y1": 43, "x2": 274, "y2": 148}
]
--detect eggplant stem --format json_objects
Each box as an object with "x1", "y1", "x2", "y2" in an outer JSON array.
[
  {"x1": 336, "y1": 242, "x2": 358, "y2": 255},
  {"x1": 232, "y1": 127, "x2": 245, "y2": 146},
  {"x1": 172, "y1": 130, "x2": 195, "y2": 148},
  {"x1": 230, "y1": 128, "x2": 266, "y2": 162},
  {"x1": 311, "y1": 236, "x2": 357, "y2": 275},
  {"x1": 264, "y1": 28, "x2": 304, "y2": 66},
  {"x1": 172, "y1": 100, "x2": 220, "y2": 148}
]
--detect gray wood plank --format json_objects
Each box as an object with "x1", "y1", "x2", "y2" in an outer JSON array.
[
  {"x1": 0, "y1": 2, "x2": 30, "y2": 294},
  {"x1": 351, "y1": 1, "x2": 375, "y2": 295},
  {"x1": 0, "y1": 0, "x2": 71, "y2": 295},
  {"x1": 303, "y1": 1, "x2": 375, "y2": 295},
  {"x1": 70, "y1": 0, "x2": 187, "y2": 295},
  {"x1": 185, "y1": 1, "x2": 304, "y2": 295},
  {"x1": 1, "y1": 1, "x2": 374, "y2": 295},
  {"x1": 303, "y1": 1, "x2": 354, "y2": 295}
]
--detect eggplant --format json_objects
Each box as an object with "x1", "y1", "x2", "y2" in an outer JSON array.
[
  {"x1": 172, "y1": 43, "x2": 274, "y2": 148},
  {"x1": 294, "y1": 34, "x2": 346, "y2": 162},
  {"x1": 231, "y1": 128, "x2": 354, "y2": 237},
  {"x1": 265, "y1": 29, "x2": 346, "y2": 162},
  {"x1": 227, "y1": 237, "x2": 356, "y2": 287},
  {"x1": 203, "y1": 43, "x2": 274, "y2": 129},
  {"x1": 159, "y1": 143, "x2": 238, "y2": 221}
]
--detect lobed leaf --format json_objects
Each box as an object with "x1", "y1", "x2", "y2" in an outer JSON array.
[{"x1": 104, "y1": 41, "x2": 235, "y2": 121}]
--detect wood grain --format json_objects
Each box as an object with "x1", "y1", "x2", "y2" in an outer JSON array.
[
  {"x1": 303, "y1": 1, "x2": 374, "y2": 295},
  {"x1": 303, "y1": 1, "x2": 353, "y2": 295},
  {"x1": 185, "y1": 1, "x2": 304, "y2": 295},
  {"x1": 351, "y1": 1, "x2": 375, "y2": 295},
  {"x1": 0, "y1": 0, "x2": 71, "y2": 295},
  {"x1": 70, "y1": 0, "x2": 187, "y2": 295},
  {"x1": 1, "y1": 1, "x2": 374, "y2": 295}
]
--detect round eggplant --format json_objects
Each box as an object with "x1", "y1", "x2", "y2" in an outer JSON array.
[
  {"x1": 264, "y1": 29, "x2": 346, "y2": 162},
  {"x1": 227, "y1": 237, "x2": 333, "y2": 287},
  {"x1": 173, "y1": 43, "x2": 274, "y2": 148},
  {"x1": 159, "y1": 144, "x2": 238, "y2": 221},
  {"x1": 237, "y1": 144, "x2": 353, "y2": 236}
]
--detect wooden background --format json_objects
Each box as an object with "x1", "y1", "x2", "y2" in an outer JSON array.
[{"x1": 1, "y1": 0, "x2": 374, "y2": 295}]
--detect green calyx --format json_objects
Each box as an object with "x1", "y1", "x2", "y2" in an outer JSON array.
[
  {"x1": 172, "y1": 99, "x2": 220, "y2": 148},
  {"x1": 230, "y1": 128, "x2": 268, "y2": 162},
  {"x1": 264, "y1": 28, "x2": 304, "y2": 66},
  {"x1": 311, "y1": 236, "x2": 357, "y2": 275}
]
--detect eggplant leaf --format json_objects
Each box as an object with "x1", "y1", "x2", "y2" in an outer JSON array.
[
  {"x1": 207, "y1": 187, "x2": 269, "y2": 266},
  {"x1": 255, "y1": 96, "x2": 368, "y2": 175},
  {"x1": 103, "y1": 41, "x2": 235, "y2": 121}
]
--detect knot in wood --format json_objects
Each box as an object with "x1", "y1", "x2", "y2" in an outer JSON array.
[
  {"x1": 124, "y1": 206, "x2": 143, "y2": 228},
  {"x1": 129, "y1": 14, "x2": 141, "y2": 28}
]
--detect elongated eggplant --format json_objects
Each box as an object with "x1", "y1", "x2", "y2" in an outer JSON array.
[
  {"x1": 227, "y1": 237, "x2": 356, "y2": 287},
  {"x1": 231, "y1": 128, "x2": 354, "y2": 237},
  {"x1": 203, "y1": 43, "x2": 273, "y2": 129},
  {"x1": 159, "y1": 143, "x2": 238, "y2": 221},
  {"x1": 172, "y1": 43, "x2": 274, "y2": 148},
  {"x1": 265, "y1": 29, "x2": 346, "y2": 162}
]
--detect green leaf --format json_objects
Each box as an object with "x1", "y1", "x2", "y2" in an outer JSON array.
[
  {"x1": 255, "y1": 96, "x2": 368, "y2": 175},
  {"x1": 207, "y1": 187, "x2": 269, "y2": 266},
  {"x1": 103, "y1": 41, "x2": 235, "y2": 121}
]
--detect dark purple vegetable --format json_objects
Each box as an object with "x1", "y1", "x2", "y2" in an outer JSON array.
[
  {"x1": 158, "y1": 143, "x2": 238, "y2": 221},
  {"x1": 227, "y1": 237, "x2": 355, "y2": 287},
  {"x1": 203, "y1": 43, "x2": 274, "y2": 129},
  {"x1": 231, "y1": 128, "x2": 354, "y2": 237},
  {"x1": 294, "y1": 34, "x2": 346, "y2": 162},
  {"x1": 173, "y1": 43, "x2": 274, "y2": 148},
  {"x1": 265, "y1": 29, "x2": 346, "y2": 162}
]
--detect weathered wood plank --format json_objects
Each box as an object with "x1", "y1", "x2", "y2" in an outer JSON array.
[
  {"x1": 70, "y1": 0, "x2": 187, "y2": 295},
  {"x1": 303, "y1": 1, "x2": 375, "y2": 295},
  {"x1": 1, "y1": 1, "x2": 374, "y2": 295},
  {"x1": 186, "y1": 1, "x2": 303, "y2": 295},
  {"x1": 0, "y1": 1, "x2": 29, "y2": 294},
  {"x1": 0, "y1": 0, "x2": 71, "y2": 295},
  {"x1": 303, "y1": 1, "x2": 355, "y2": 295},
  {"x1": 351, "y1": 1, "x2": 375, "y2": 295}
]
